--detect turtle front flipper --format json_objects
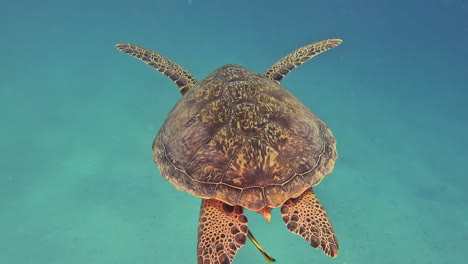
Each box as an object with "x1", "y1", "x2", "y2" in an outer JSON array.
[
  {"x1": 198, "y1": 199, "x2": 248, "y2": 264},
  {"x1": 115, "y1": 43, "x2": 197, "y2": 94},
  {"x1": 281, "y1": 188, "x2": 339, "y2": 257},
  {"x1": 264, "y1": 39, "x2": 342, "y2": 83}
]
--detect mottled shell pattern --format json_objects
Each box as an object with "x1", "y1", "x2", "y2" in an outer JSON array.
[{"x1": 152, "y1": 59, "x2": 337, "y2": 212}]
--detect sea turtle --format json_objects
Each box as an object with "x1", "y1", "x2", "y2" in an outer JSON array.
[{"x1": 115, "y1": 39, "x2": 342, "y2": 264}]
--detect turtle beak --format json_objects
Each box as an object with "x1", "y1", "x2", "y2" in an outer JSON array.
[{"x1": 258, "y1": 207, "x2": 272, "y2": 222}]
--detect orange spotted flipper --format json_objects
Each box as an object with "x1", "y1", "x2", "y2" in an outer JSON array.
[
  {"x1": 281, "y1": 188, "x2": 339, "y2": 257},
  {"x1": 197, "y1": 199, "x2": 248, "y2": 264}
]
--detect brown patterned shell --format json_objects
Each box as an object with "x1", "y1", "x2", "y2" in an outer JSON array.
[{"x1": 153, "y1": 64, "x2": 337, "y2": 211}]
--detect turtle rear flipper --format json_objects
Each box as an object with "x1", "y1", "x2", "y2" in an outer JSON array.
[
  {"x1": 281, "y1": 188, "x2": 339, "y2": 257},
  {"x1": 197, "y1": 199, "x2": 248, "y2": 264}
]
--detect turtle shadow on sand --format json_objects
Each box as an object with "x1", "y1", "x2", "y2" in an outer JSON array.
[{"x1": 115, "y1": 39, "x2": 342, "y2": 264}]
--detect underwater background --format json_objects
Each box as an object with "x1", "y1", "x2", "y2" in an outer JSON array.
[{"x1": 1, "y1": 0, "x2": 467, "y2": 263}]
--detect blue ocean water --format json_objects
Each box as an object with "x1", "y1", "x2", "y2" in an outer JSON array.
[{"x1": 1, "y1": 0, "x2": 467, "y2": 263}]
